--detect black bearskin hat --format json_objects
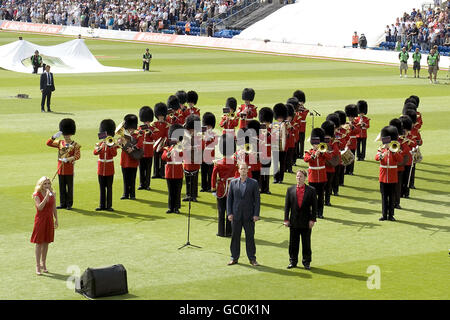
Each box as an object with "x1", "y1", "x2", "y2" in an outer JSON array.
[
  {"x1": 139, "y1": 106, "x2": 154, "y2": 122},
  {"x1": 219, "y1": 133, "x2": 236, "y2": 157},
  {"x1": 321, "y1": 120, "x2": 335, "y2": 137},
  {"x1": 242, "y1": 88, "x2": 255, "y2": 102},
  {"x1": 380, "y1": 125, "x2": 399, "y2": 141},
  {"x1": 403, "y1": 102, "x2": 417, "y2": 114},
  {"x1": 293, "y1": 90, "x2": 306, "y2": 103},
  {"x1": 154, "y1": 102, "x2": 168, "y2": 118},
  {"x1": 168, "y1": 123, "x2": 184, "y2": 141},
  {"x1": 202, "y1": 112, "x2": 216, "y2": 128},
  {"x1": 99, "y1": 119, "x2": 116, "y2": 136},
  {"x1": 389, "y1": 118, "x2": 404, "y2": 136},
  {"x1": 404, "y1": 97, "x2": 417, "y2": 108},
  {"x1": 399, "y1": 115, "x2": 413, "y2": 131},
  {"x1": 59, "y1": 118, "x2": 76, "y2": 135},
  {"x1": 334, "y1": 110, "x2": 346, "y2": 126},
  {"x1": 345, "y1": 104, "x2": 358, "y2": 118},
  {"x1": 310, "y1": 127, "x2": 325, "y2": 143},
  {"x1": 409, "y1": 95, "x2": 420, "y2": 107},
  {"x1": 226, "y1": 97, "x2": 237, "y2": 111},
  {"x1": 259, "y1": 107, "x2": 274, "y2": 123},
  {"x1": 273, "y1": 103, "x2": 287, "y2": 121},
  {"x1": 175, "y1": 90, "x2": 187, "y2": 104},
  {"x1": 185, "y1": 114, "x2": 200, "y2": 130},
  {"x1": 246, "y1": 119, "x2": 261, "y2": 136},
  {"x1": 357, "y1": 100, "x2": 368, "y2": 114},
  {"x1": 186, "y1": 90, "x2": 198, "y2": 105},
  {"x1": 286, "y1": 97, "x2": 299, "y2": 108},
  {"x1": 286, "y1": 103, "x2": 295, "y2": 119},
  {"x1": 403, "y1": 108, "x2": 417, "y2": 124},
  {"x1": 326, "y1": 113, "x2": 340, "y2": 129},
  {"x1": 123, "y1": 114, "x2": 138, "y2": 130},
  {"x1": 167, "y1": 95, "x2": 180, "y2": 111}
]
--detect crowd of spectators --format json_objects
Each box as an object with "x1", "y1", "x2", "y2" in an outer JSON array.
[
  {"x1": 383, "y1": 2, "x2": 450, "y2": 52},
  {"x1": 0, "y1": 0, "x2": 248, "y2": 34}
]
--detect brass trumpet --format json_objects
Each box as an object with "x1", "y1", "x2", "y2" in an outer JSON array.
[
  {"x1": 388, "y1": 141, "x2": 400, "y2": 153},
  {"x1": 105, "y1": 136, "x2": 116, "y2": 147},
  {"x1": 317, "y1": 142, "x2": 328, "y2": 153}
]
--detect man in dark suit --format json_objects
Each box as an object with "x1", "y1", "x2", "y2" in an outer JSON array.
[
  {"x1": 40, "y1": 65, "x2": 55, "y2": 112},
  {"x1": 284, "y1": 169, "x2": 317, "y2": 270},
  {"x1": 227, "y1": 163, "x2": 261, "y2": 266}
]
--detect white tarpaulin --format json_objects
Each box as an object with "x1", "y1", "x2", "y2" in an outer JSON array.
[
  {"x1": 0, "y1": 39, "x2": 139, "y2": 74},
  {"x1": 235, "y1": 0, "x2": 427, "y2": 47}
]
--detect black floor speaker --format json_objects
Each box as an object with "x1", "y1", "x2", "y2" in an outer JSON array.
[{"x1": 76, "y1": 264, "x2": 128, "y2": 299}]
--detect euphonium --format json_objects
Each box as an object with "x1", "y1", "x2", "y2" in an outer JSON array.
[
  {"x1": 317, "y1": 142, "x2": 328, "y2": 153},
  {"x1": 388, "y1": 141, "x2": 400, "y2": 153}
]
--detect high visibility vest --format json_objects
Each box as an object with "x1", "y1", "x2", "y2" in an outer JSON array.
[
  {"x1": 412, "y1": 52, "x2": 421, "y2": 63},
  {"x1": 427, "y1": 53, "x2": 437, "y2": 66},
  {"x1": 399, "y1": 52, "x2": 409, "y2": 63},
  {"x1": 352, "y1": 35, "x2": 359, "y2": 44},
  {"x1": 185, "y1": 22, "x2": 190, "y2": 32},
  {"x1": 158, "y1": 20, "x2": 164, "y2": 29}
]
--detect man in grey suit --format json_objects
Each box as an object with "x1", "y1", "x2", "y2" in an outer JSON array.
[
  {"x1": 227, "y1": 163, "x2": 261, "y2": 266},
  {"x1": 40, "y1": 65, "x2": 55, "y2": 112}
]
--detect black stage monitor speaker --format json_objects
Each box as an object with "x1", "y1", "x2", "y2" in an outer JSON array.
[{"x1": 76, "y1": 264, "x2": 128, "y2": 299}]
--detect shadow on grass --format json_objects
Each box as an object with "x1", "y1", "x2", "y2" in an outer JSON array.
[
  {"x1": 406, "y1": 194, "x2": 450, "y2": 207},
  {"x1": 70, "y1": 207, "x2": 165, "y2": 222},
  {"x1": 338, "y1": 194, "x2": 379, "y2": 205},
  {"x1": 417, "y1": 167, "x2": 450, "y2": 176},
  {"x1": 341, "y1": 184, "x2": 376, "y2": 194},
  {"x1": 401, "y1": 206, "x2": 450, "y2": 219},
  {"x1": 42, "y1": 272, "x2": 68, "y2": 281},
  {"x1": 396, "y1": 219, "x2": 450, "y2": 233},
  {"x1": 322, "y1": 216, "x2": 381, "y2": 230},
  {"x1": 330, "y1": 204, "x2": 379, "y2": 215},
  {"x1": 419, "y1": 161, "x2": 450, "y2": 169},
  {"x1": 309, "y1": 267, "x2": 367, "y2": 282},
  {"x1": 47, "y1": 111, "x2": 75, "y2": 115},
  {"x1": 255, "y1": 238, "x2": 289, "y2": 249},
  {"x1": 416, "y1": 175, "x2": 450, "y2": 185},
  {"x1": 349, "y1": 173, "x2": 379, "y2": 182},
  {"x1": 239, "y1": 263, "x2": 312, "y2": 279}
]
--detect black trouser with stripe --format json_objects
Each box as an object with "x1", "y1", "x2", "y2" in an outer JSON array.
[
  {"x1": 121, "y1": 167, "x2": 137, "y2": 198},
  {"x1": 273, "y1": 151, "x2": 286, "y2": 183},
  {"x1": 380, "y1": 182, "x2": 395, "y2": 218},
  {"x1": 333, "y1": 165, "x2": 343, "y2": 194},
  {"x1": 286, "y1": 147, "x2": 296, "y2": 172},
  {"x1": 345, "y1": 149, "x2": 356, "y2": 174},
  {"x1": 98, "y1": 175, "x2": 114, "y2": 209},
  {"x1": 298, "y1": 132, "x2": 306, "y2": 158},
  {"x1": 325, "y1": 171, "x2": 335, "y2": 204},
  {"x1": 139, "y1": 157, "x2": 153, "y2": 188},
  {"x1": 167, "y1": 178, "x2": 183, "y2": 211},
  {"x1": 394, "y1": 170, "x2": 403, "y2": 206},
  {"x1": 58, "y1": 174, "x2": 73, "y2": 208},
  {"x1": 201, "y1": 162, "x2": 214, "y2": 191},
  {"x1": 289, "y1": 227, "x2": 312, "y2": 265},
  {"x1": 357, "y1": 138, "x2": 367, "y2": 160},
  {"x1": 152, "y1": 151, "x2": 165, "y2": 178},
  {"x1": 309, "y1": 182, "x2": 325, "y2": 216},
  {"x1": 217, "y1": 196, "x2": 232, "y2": 236},
  {"x1": 401, "y1": 165, "x2": 411, "y2": 197},
  {"x1": 260, "y1": 162, "x2": 271, "y2": 193}
]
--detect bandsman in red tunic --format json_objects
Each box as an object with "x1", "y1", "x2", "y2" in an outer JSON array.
[
  {"x1": 405, "y1": 96, "x2": 422, "y2": 130},
  {"x1": 403, "y1": 107, "x2": 422, "y2": 190},
  {"x1": 162, "y1": 124, "x2": 185, "y2": 214},
  {"x1": 258, "y1": 107, "x2": 273, "y2": 194},
  {"x1": 211, "y1": 134, "x2": 238, "y2": 237},
  {"x1": 94, "y1": 119, "x2": 118, "y2": 211},
  {"x1": 355, "y1": 100, "x2": 370, "y2": 161},
  {"x1": 183, "y1": 115, "x2": 202, "y2": 202},
  {"x1": 285, "y1": 102, "x2": 297, "y2": 174},
  {"x1": 293, "y1": 90, "x2": 309, "y2": 160},
  {"x1": 201, "y1": 112, "x2": 218, "y2": 192},
  {"x1": 119, "y1": 114, "x2": 144, "y2": 200},
  {"x1": 46, "y1": 118, "x2": 81, "y2": 210},
  {"x1": 138, "y1": 106, "x2": 156, "y2": 191},
  {"x1": 272, "y1": 103, "x2": 288, "y2": 184},
  {"x1": 166, "y1": 95, "x2": 182, "y2": 126},
  {"x1": 375, "y1": 126, "x2": 404, "y2": 221},
  {"x1": 303, "y1": 128, "x2": 332, "y2": 218},
  {"x1": 344, "y1": 104, "x2": 361, "y2": 175},
  {"x1": 152, "y1": 103, "x2": 170, "y2": 179},
  {"x1": 220, "y1": 97, "x2": 239, "y2": 136},
  {"x1": 175, "y1": 90, "x2": 188, "y2": 125},
  {"x1": 246, "y1": 120, "x2": 262, "y2": 185},
  {"x1": 333, "y1": 110, "x2": 349, "y2": 190},
  {"x1": 237, "y1": 88, "x2": 257, "y2": 129},
  {"x1": 399, "y1": 115, "x2": 416, "y2": 199},
  {"x1": 183, "y1": 90, "x2": 201, "y2": 119},
  {"x1": 321, "y1": 119, "x2": 340, "y2": 206}
]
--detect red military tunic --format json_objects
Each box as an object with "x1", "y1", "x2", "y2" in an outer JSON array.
[
  {"x1": 355, "y1": 115, "x2": 370, "y2": 139},
  {"x1": 219, "y1": 114, "x2": 239, "y2": 135},
  {"x1": 409, "y1": 128, "x2": 422, "y2": 146},
  {"x1": 346, "y1": 120, "x2": 361, "y2": 151},
  {"x1": 335, "y1": 127, "x2": 348, "y2": 165},
  {"x1": 183, "y1": 106, "x2": 200, "y2": 119},
  {"x1": 202, "y1": 130, "x2": 218, "y2": 165},
  {"x1": 297, "y1": 109, "x2": 309, "y2": 133},
  {"x1": 259, "y1": 127, "x2": 272, "y2": 165},
  {"x1": 375, "y1": 147, "x2": 403, "y2": 183},
  {"x1": 93, "y1": 143, "x2": 118, "y2": 176},
  {"x1": 120, "y1": 132, "x2": 144, "y2": 168},
  {"x1": 286, "y1": 121, "x2": 296, "y2": 151},
  {"x1": 325, "y1": 139, "x2": 340, "y2": 173},
  {"x1": 397, "y1": 136, "x2": 411, "y2": 172},
  {"x1": 415, "y1": 111, "x2": 422, "y2": 130},
  {"x1": 237, "y1": 103, "x2": 257, "y2": 129},
  {"x1": 46, "y1": 138, "x2": 81, "y2": 175},
  {"x1": 139, "y1": 124, "x2": 156, "y2": 158},
  {"x1": 183, "y1": 133, "x2": 202, "y2": 172},
  {"x1": 152, "y1": 120, "x2": 170, "y2": 152},
  {"x1": 211, "y1": 157, "x2": 238, "y2": 198},
  {"x1": 304, "y1": 149, "x2": 332, "y2": 183},
  {"x1": 162, "y1": 145, "x2": 184, "y2": 179}
]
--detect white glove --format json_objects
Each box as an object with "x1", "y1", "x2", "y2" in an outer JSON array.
[
  {"x1": 52, "y1": 131, "x2": 62, "y2": 139},
  {"x1": 61, "y1": 158, "x2": 68, "y2": 163}
]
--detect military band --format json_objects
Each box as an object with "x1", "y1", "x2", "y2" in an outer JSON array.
[
  {"x1": 201, "y1": 112, "x2": 217, "y2": 193},
  {"x1": 138, "y1": 106, "x2": 156, "y2": 190},
  {"x1": 258, "y1": 107, "x2": 273, "y2": 194},
  {"x1": 237, "y1": 88, "x2": 257, "y2": 129},
  {"x1": 220, "y1": 97, "x2": 239, "y2": 135},
  {"x1": 152, "y1": 103, "x2": 170, "y2": 179},
  {"x1": 343, "y1": 104, "x2": 361, "y2": 176},
  {"x1": 355, "y1": 100, "x2": 370, "y2": 161},
  {"x1": 293, "y1": 90, "x2": 309, "y2": 160}
]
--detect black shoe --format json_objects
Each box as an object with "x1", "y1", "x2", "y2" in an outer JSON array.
[
  {"x1": 137, "y1": 186, "x2": 145, "y2": 190},
  {"x1": 105, "y1": 208, "x2": 114, "y2": 211},
  {"x1": 379, "y1": 216, "x2": 387, "y2": 221},
  {"x1": 287, "y1": 263, "x2": 297, "y2": 269},
  {"x1": 47, "y1": 109, "x2": 52, "y2": 112},
  {"x1": 302, "y1": 263, "x2": 311, "y2": 270},
  {"x1": 388, "y1": 216, "x2": 396, "y2": 221},
  {"x1": 182, "y1": 197, "x2": 191, "y2": 202},
  {"x1": 56, "y1": 205, "x2": 66, "y2": 209},
  {"x1": 225, "y1": 233, "x2": 232, "y2": 237},
  {"x1": 333, "y1": 192, "x2": 339, "y2": 196},
  {"x1": 404, "y1": 195, "x2": 409, "y2": 199},
  {"x1": 273, "y1": 180, "x2": 279, "y2": 184},
  {"x1": 95, "y1": 207, "x2": 105, "y2": 211},
  {"x1": 192, "y1": 198, "x2": 198, "y2": 202},
  {"x1": 166, "y1": 209, "x2": 173, "y2": 214},
  {"x1": 394, "y1": 205, "x2": 402, "y2": 209},
  {"x1": 200, "y1": 189, "x2": 206, "y2": 192},
  {"x1": 324, "y1": 201, "x2": 331, "y2": 206},
  {"x1": 250, "y1": 260, "x2": 259, "y2": 266},
  {"x1": 264, "y1": 191, "x2": 272, "y2": 195},
  {"x1": 216, "y1": 233, "x2": 225, "y2": 237},
  {"x1": 174, "y1": 209, "x2": 180, "y2": 214},
  {"x1": 41, "y1": 109, "x2": 45, "y2": 112},
  {"x1": 120, "y1": 195, "x2": 128, "y2": 200},
  {"x1": 145, "y1": 187, "x2": 151, "y2": 191},
  {"x1": 130, "y1": 196, "x2": 136, "y2": 200},
  {"x1": 66, "y1": 206, "x2": 72, "y2": 210},
  {"x1": 410, "y1": 186, "x2": 416, "y2": 189}
]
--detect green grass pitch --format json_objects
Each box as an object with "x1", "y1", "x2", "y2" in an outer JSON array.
[{"x1": 0, "y1": 31, "x2": 449, "y2": 300}]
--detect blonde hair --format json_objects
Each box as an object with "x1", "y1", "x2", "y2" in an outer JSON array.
[{"x1": 32, "y1": 176, "x2": 53, "y2": 198}]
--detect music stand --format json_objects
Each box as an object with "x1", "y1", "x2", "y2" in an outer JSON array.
[{"x1": 179, "y1": 169, "x2": 201, "y2": 250}]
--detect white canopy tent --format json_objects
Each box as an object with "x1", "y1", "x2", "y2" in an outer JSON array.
[{"x1": 0, "y1": 39, "x2": 139, "y2": 74}]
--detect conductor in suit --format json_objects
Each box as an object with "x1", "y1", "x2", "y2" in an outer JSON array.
[
  {"x1": 227, "y1": 162, "x2": 261, "y2": 266},
  {"x1": 284, "y1": 169, "x2": 317, "y2": 270},
  {"x1": 40, "y1": 65, "x2": 55, "y2": 112}
]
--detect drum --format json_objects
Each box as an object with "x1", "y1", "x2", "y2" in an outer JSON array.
[
  {"x1": 340, "y1": 147, "x2": 354, "y2": 166},
  {"x1": 413, "y1": 147, "x2": 422, "y2": 163}
]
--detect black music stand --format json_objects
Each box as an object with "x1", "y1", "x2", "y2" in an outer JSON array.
[{"x1": 179, "y1": 169, "x2": 201, "y2": 250}]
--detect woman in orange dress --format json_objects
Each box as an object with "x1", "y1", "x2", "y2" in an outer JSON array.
[{"x1": 30, "y1": 177, "x2": 58, "y2": 275}]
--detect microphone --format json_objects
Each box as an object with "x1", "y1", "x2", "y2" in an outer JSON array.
[{"x1": 313, "y1": 110, "x2": 321, "y2": 116}]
